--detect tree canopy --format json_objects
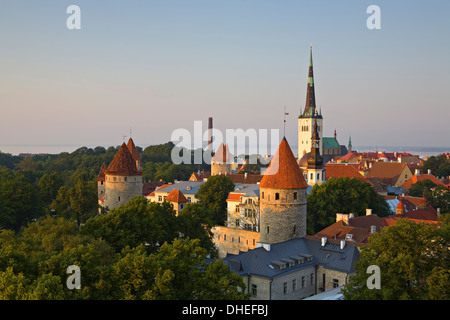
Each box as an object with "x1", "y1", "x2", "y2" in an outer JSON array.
[
  {"x1": 307, "y1": 177, "x2": 391, "y2": 234},
  {"x1": 342, "y1": 218, "x2": 450, "y2": 300}
]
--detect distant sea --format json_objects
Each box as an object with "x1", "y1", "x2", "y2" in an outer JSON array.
[{"x1": 0, "y1": 144, "x2": 449, "y2": 158}]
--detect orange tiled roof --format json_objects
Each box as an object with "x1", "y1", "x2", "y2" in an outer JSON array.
[
  {"x1": 401, "y1": 174, "x2": 445, "y2": 191},
  {"x1": 165, "y1": 189, "x2": 188, "y2": 203},
  {"x1": 367, "y1": 162, "x2": 408, "y2": 179},
  {"x1": 260, "y1": 137, "x2": 308, "y2": 189},
  {"x1": 105, "y1": 143, "x2": 143, "y2": 176},
  {"x1": 325, "y1": 164, "x2": 372, "y2": 185},
  {"x1": 226, "y1": 193, "x2": 245, "y2": 202}
]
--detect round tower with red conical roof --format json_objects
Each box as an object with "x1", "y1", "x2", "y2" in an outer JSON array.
[
  {"x1": 103, "y1": 143, "x2": 143, "y2": 210},
  {"x1": 211, "y1": 143, "x2": 232, "y2": 176},
  {"x1": 259, "y1": 137, "x2": 308, "y2": 244}
]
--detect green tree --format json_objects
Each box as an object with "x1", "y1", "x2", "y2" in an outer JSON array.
[
  {"x1": 0, "y1": 175, "x2": 44, "y2": 231},
  {"x1": 307, "y1": 177, "x2": 391, "y2": 234},
  {"x1": 342, "y1": 218, "x2": 450, "y2": 300},
  {"x1": 425, "y1": 185, "x2": 450, "y2": 214},
  {"x1": 81, "y1": 196, "x2": 178, "y2": 253},
  {"x1": 70, "y1": 180, "x2": 98, "y2": 226},
  {"x1": 38, "y1": 172, "x2": 63, "y2": 206},
  {"x1": 408, "y1": 179, "x2": 438, "y2": 197},
  {"x1": 177, "y1": 202, "x2": 217, "y2": 256},
  {"x1": 196, "y1": 175, "x2": 235, "y2": 226}
]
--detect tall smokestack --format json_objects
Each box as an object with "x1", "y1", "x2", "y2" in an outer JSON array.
[{"x1": 208, "y1": 117, "x2": 213, "y2": 151}]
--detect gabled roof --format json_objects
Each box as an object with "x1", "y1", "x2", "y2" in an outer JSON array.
[
  {"x1": 105, "y1": 143, "x2": 143, "y2": 176},
  {"x1": 322, "y1": 137, "x2": 341, "y2": 149},
  {"x1": 165, "y1": 189, "x2": 188, "y2": 203},
  {"x1": 260, "y1": 137, "x2": 308, "y2": 189},
  {"x1": 189, "y1": 171, "x2": 211, "y2": 181},
  {"x1": 366, "y1": 162, "x2": 411, "y2": 185},
  {"x1": 401, "y1": 174, "x2": 445, "y2": 192},
  {"x1": 325, "y1": 164, "x2": 372, "y2": 185}
]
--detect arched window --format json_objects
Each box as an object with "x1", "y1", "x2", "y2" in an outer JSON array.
[
  {"x1": 275, "y1": 193, "x2": 280, "y2": 200},
  {"x1": 293, "y1": 192, "x2": 298, "y2": 200}
]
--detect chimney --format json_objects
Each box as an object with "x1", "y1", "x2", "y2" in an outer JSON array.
[
  {"x1": 366, "y1": 208, "x2": 372, "y2": 216},
  {"x1": 437, "y1": 208, "x2": 441, "y2": 217},
  {"x1": 427, "y1": 169, "x2": 432, "y2": 175},
  {"x1": 336, "y1": 213, "x2": 349, "y2": 225},
  {"x1": 208, "y1": 117, "x2": 213, "y2": 151},
  {"x1": 370, "y1": 225, "x2": 377, "y2": 234},
  {"x1": 244, "y1": 172, "x2": 248, "y2": 179},
  {"x1": 349, "y1": 213, "x2": 354, "y2": 219},
  {"x1": 415, "y1": 168, "x2": 420, "y2": 176},
  {"x1": 257, "y1": 242, "x2": 271, "y2": 251},
  {"x1": 321, "y1": 236, "x2": 327, "y2": 247},
  {"x1": 340, "y1": 239, "x2": 346, "y2": 250}
]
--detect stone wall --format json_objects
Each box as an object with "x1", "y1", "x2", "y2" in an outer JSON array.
[
  {"x1": 212, "y1": 226, "x2": 260, "y2": 258},
  {"x1": 259, "y1": 187, "x2": 307, "y2": 244},
  {"x1": 104, "y1": 174, "x2": 143, "y2": 210}
]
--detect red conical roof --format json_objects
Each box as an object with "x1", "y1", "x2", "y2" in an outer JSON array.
[
  {"x1": 126, "y1": 138, "x2": 142, "y2": 167},
  {"x1": 211, "y1": 143, "x2": 232, "y2": 163},
  {"x1": 105, "y1": 143, "x2": 142, "y2": 176},
  {"x1": 97, "y1": 162, "x2": 106, "y2": 181},
  {"x1": 259, "y1": 137, "x2": 308, "y2": 189}
]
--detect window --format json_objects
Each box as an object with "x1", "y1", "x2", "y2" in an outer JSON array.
[
  {"x1": 292, "y1": 279, "x2": 297, "y2": 291},
  {"x1": 293, "y1": 192, "x2": 298, "y2": 200},
  {"x1": 275, "y1": 193, "x2": 280, "y2": 200},
  {"x1": 301, "y1": 276, "x2": 305, "y2": 288},
  {"x1": 310, "y1": 273, "x2": 314, "y2": 285},
  {"x1": 333, "y1": 279, "x2": 339, "y2": 288},
  {"x1": 262, "y1": 192, "x2": 264, "y2": 199},
  {"x1": 124, "y1": 177, "x2": 127, "y2": 181},
  {"x1": 118, "y1": 196, "x2": 121, "y2": 201},
  {"x1": 158, "y1": 195, "x2": 162, "y2": 202},
  {"x1": 235, "y1": 219, "x2": 240, "y2": 227},
  {"x1": 310, "y1": 173, "x2": 313, "y2": 180},
  {"x1": 267, "y1": 226, "x2": 270, "y2": 234},
  {"x1": 317, "y1": 173, "x2": 320, "y2": 180},
  {"x1": 180, "y1": 204, "x2": 183, "y2": 209},
  {"x1": 283, "y1": 282, "x2": 288, "y2": 295},
  {"x1": 187, "y1": 197, "x2": 191, "y2": 203},
  {"x1": 247, "y1": 198, "x2": 253, "y2": 204},
  {"x1": 224, "y1": 234, "x2": 227, "y2": 241},
  {"x1": 251, "y1": 284, "x2": 257, "y2": 296},
  {"x1": 235, "y1": 205, "x2": 239, "y2": 213},
  {"x1": 293, "y1": 225, "x2": 296, "y2": 235}
]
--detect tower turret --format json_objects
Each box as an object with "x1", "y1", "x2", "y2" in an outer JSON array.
[{"x1": 259, "y1": 137, "x2": 308, "y2": 244}]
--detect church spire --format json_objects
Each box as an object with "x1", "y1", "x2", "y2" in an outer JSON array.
[{"x1": 300, "y1": 44, "x2": 321, "y2": 119}]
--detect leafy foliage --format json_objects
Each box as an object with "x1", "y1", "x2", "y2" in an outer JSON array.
[
  {"x1": 307, "y1": 177, "x2": 391, "y2": 234},
  {"x1": 342, "y1": 218, "x2": 450, "y2": 300}
]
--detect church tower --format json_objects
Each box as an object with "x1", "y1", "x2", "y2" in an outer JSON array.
[
  {"x1": 305, "y1": 118, "x2": 326, "y2": 186},
  {"x1": 298, "y1": 45, "x2": 323, "y2": 158},
  {"x1": 103, "y1": 143, "x2": 143, "y2": 210},
  {"x1": 259, "y1": 137, "x2": 308, "y2": 244}
]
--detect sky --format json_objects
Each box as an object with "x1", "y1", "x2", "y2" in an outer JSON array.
[{"x1": 0, "y1": 0, "x2": 449, "y2": 155}]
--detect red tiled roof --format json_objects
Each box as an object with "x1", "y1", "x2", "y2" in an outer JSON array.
[
  {"x1": 189, "y1": 171, "x2": 211, "y2": 181},
  {"x1": 97, "y1": 162, "x2": 106, "y2": 181},
  {"x1": 126, "y1": 138, "x2": 142, "y2": 166},
  {"x1": 260, "y1": 137, "x2": 308, "y2": 189},
  {"x1": 105, "y1": 143, "x2": 143, "y2": 176},
  {"x1": 211, "y1": 143, "x2": 232, "y2": 163},
  {"x1": 165, "y1": 189, "x2": 188, "y2": 203}
]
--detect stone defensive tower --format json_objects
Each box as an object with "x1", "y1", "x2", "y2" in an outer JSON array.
[
  {"x1": 103, "y1": 142, "x2": 143, "y2": 210},
  {"x1": 211, "y1": 143, "x2": 232, "y2": 176},
  {"x1": 259, "y1": 137, "x2": 308, "y2": 244}
]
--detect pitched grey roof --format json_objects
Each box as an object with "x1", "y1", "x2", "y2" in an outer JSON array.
[
  {"x1": 222, "y1": 237, "x2": 359, "y2": 279},
  {"x1": 154, "y1": 181, "x2": 204, "y2": 196}
]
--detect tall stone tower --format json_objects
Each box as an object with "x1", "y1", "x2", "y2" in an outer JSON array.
[
  {"x1": 103, "y1": 143, "x2": 143, "y2": 210},
  {"x1": 298, "y1": 45, "x2": 323, "y2": 158},
  {"x1": 259, "y1": 137, "x2": 309, "y2": 244},
  {"x1": 211, "y1": 143, "x2": 232, "y2": 176},
  {"x1": 97, "y1": 162, "x2": 106, "y2": 197}
]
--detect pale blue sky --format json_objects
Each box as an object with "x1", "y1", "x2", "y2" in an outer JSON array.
[{"x1": 0, "y1": 0, "x2": 449, "y2": 154}]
